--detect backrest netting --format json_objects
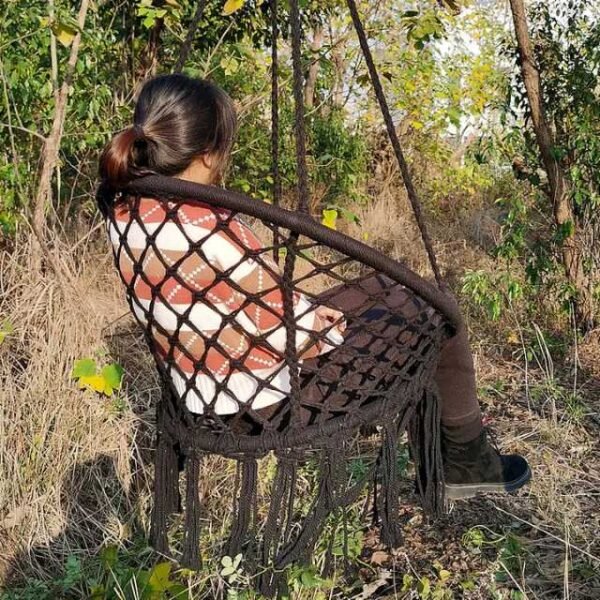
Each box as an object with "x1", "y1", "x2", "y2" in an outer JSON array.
[{"x1": 103, "y1": 176, "x2": 458, "y2": 453}]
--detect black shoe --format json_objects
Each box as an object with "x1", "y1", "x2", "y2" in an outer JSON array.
[{"x1": 443, "y1": 429, "x2": 531, "y2": 500}]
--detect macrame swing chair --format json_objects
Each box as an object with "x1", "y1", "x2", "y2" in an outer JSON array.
[{"x1": 100, "y1": 0, "x2": 463, "y2": 595}]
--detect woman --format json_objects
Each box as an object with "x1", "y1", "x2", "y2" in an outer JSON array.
[{"x1": 99, "y1": 73, "x2": 531, "y2": 500}]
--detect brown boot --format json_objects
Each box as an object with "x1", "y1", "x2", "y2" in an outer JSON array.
[{"x1": 443, "y1": 428, "x2": 531, "y2": 500}]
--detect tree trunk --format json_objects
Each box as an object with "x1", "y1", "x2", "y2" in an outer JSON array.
[
  {"x1": 140, "y1": 17, "x2": 164, "y2": 77},
  {"x1": 32, "y1": 0, "x2": 90, "y2": 273},
  {"x1": 331, "y1": 46, "x2": 345, "y2": 107},
  {"x1": 509, "y1": 0, "x2": 593, "y2": 329},
  {"x1": 304, "y1": 25, "x2": 323, "y2": 110}
]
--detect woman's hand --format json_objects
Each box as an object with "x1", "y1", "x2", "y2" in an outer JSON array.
[{"x1": 315, "y1": 305, "x2": 346, "y2": 333}]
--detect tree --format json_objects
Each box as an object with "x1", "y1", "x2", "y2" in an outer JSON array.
[
  {"x1": 508, "y1": 0, "x2": 593, "y2": 329},
  {"x1": 32, "y1": 0, "x2": 90, "y2": 274}
]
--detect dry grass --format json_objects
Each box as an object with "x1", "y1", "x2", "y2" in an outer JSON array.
[
  {"x1": 0, "y1": 230, "x2": 146, "y2": 580},
  {"x1": 0, "y1": 190, "x2": 599, "y2": 599}
]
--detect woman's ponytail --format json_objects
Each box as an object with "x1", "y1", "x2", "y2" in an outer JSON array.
[{"x1": 99, "y1": 125, "x2": 147, "y2": 189}]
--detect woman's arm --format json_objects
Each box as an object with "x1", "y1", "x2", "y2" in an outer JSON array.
[{"x1": 214, "y1": 217, "x2": 345, "y2": 359}]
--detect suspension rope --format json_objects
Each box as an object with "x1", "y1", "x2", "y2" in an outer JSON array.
[
  {"x1": 174, "y1": 0, "x2": 207, "y2": 72},
  {"x1": 289, "y1": 0, "x2": 311, "y2": 214},
  {"x1": 346, "y1": 0, "x2": 443, "y2": 287},
  {"x1": 270, "y1": 0, "x2": 282, "y2": 261},
  {"x1": 270, "y1": 0, "x2": 282, "y2": 209}
]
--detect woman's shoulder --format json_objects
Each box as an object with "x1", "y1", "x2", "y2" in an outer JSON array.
[{"x1": 113, "y1": 195, "x2": 231, "y2": 227}]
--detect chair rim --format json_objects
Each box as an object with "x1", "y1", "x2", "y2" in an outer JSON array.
[{"x1": 124, "y1": 174, "x2": 463, "y2": 330}]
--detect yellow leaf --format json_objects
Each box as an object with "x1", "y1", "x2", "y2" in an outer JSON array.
[
  {"x1": 79, "y1": 374, "x2": 106, "y2": 393},
  {"x1": 54, "y1": 23, "x2": 77, "y2": 47},
  {"x1": 223, "y1": 0, "x2": 245, "y2": 15},
  {"x1": 321, "y1": 209, "x2": 337, "y2": 230}
]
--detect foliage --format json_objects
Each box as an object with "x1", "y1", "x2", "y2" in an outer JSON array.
[
  {"x1": 498, "y1": 0, "x2": 600, "y2": 312},
  {"x1": 461, "y1": 269, "x2": 524, "y2": 321},
  {"x1": 72, "y1": 357, "x2": 124, "y2": 396},
  {"x1": 0, "y1": 545, "x2": 188, "y2": 600}
]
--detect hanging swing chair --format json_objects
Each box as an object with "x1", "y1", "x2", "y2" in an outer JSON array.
[{"x1": 99, "y1": 0, "x2": 463, "y2": 594}]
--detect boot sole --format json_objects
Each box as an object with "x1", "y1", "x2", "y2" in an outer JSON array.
[{"x1": 445, "y1": 465, "x2": 532, "y2": 500}]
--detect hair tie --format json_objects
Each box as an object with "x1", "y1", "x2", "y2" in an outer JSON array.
[{"x1": 132, "y1": 123, "x2": 145, "y2": 138}]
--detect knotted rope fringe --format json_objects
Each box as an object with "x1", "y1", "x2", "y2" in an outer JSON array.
[
  {"x1": 259, "y1": 449, "x2": 302, "y2": 597},
  {"x1": 182, "y1": 451, "x2": 203, "y2": 569},
  {"x1": 149, "y1": 385, "x2": 181, "y2": 556},
  {"x1": 410, "y1": 385, "x2": 445, "y2": 517},
  {"x1": 275, "y1": 443, "x2": 346, "y2": 571},
  {"x1": 378, "y1": 420, "x2": 403, "y2": 547},
  {"x1": 227, "y1": 454, "x2": 259, "y2": 557}
]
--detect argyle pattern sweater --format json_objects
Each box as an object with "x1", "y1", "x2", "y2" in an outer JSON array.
[{"x1": 108, "y1": 196, "x2": 338, "y2": 414}]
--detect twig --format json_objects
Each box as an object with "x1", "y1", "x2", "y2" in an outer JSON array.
[{"x1": 491, "y1": 502, "x2": 600, "y2": 564}]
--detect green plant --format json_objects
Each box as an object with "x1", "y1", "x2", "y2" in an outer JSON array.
[
  {"x1": 286, "y1": 564, "x2": 332, "y2": 598},
  {"x1": 461, "y1": 270, "x2": 524, "y2": 320},
  {"x1": 71, "y1": 357, "x2": 124, "y2": 396}
]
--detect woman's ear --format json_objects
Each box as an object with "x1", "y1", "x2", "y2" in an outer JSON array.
[{"x1": 199, "y1": 153, "x2": 214, "y2": 170}]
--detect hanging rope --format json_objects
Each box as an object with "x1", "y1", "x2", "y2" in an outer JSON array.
[
  {"x1": 289, "y1": 0, "x2": 311, "y2": 214},
  {"x1": 174, "y1": 0, "x2": 207, "y2": 72},
  {"x1": 270, "y1": 0, "x2": 282, "y2": 261},
  {"x1": 270, "y1": 0, "x2": 282, "y2": 210},
  {"x1": 345, "y1": 0, "x2": 444, "y2": 287}
]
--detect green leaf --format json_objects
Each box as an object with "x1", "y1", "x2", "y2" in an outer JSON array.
[
  {"x1": 221, "y1": 555, "x2": 233, "y2": 568},
  {"x1": 300, "y1": 569, "x2": 319, "y2": 588},
  {"x1": 438, "y1": 569, "x2": 451, "y2": 583},
  {"x1": 417, "y1": 576, "x2": 431, "y2": 598},
  {"x1": 401, "y1": 574, "x2": 414, "y2": 592},
  {"x1": 0, "y1": 320, "x2": 14, "y2": 345},
  {"x1": 101, "y1": 363, "x2": 124, "y2": 392},
  {"x1": 72, "y1": 358, "x2": 97, "y2": 379},
  {"x1": 100, "y1": 545, "x2": 118, "y2": 569},
  {"x1": 149, "y1": 562, "x2": 172, "y2": 592}
]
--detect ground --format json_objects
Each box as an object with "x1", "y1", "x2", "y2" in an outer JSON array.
[{"x1": 0, "y1": 195, "x2": 599, "y2": 600}]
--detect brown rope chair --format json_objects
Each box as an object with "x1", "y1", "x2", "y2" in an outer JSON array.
[{"x1": 99, "y1": 0, "x2": 463, "y2": 595}]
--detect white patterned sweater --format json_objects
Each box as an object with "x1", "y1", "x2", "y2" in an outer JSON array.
[{"x1": 108, "y1": 196, "x2": 342, "y2": 415}]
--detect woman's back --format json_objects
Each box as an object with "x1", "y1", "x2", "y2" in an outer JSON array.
[{"x1": 108, "y1": 195, "x2": 325, "y2": 415}]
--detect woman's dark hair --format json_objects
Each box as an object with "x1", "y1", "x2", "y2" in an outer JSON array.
[{"x1": 99, "y1": 74, "x2": 237, "y2": 190}]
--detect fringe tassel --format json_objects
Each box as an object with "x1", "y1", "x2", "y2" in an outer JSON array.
[
  {"x1": 227, "y1": 455, "x2": 258, "y2": 557},
  {"x1": 259, "y1": 450, "x2": 301, "y2": 598},
  {"x1": 149, "y1": 437, "x2": 180, "y2": 555},
  {"x1": 378, "y1": 421, "x2": 403, "y2": 547},
  {"x1": 149, "y1": 392, "x2": 180, "y2": 556},
  {"x1": 182, "y1": 451, "x2": 202, "y2": 570},
  {"x1": 409, "y1": 385, "x2": 445, "y2": 517},
  {"x1": 275, "y1": 443, "x2": 345, "y2": 572}
]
